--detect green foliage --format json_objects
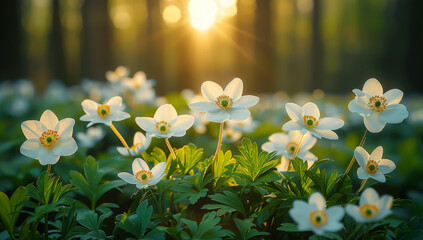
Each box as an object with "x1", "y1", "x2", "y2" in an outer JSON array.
[
  {"x1": 213, "y1": 150, "x2": 236, "y2": 189},
  {"x1": 233, "y1": 218, "x2": 269, "y2": 240},
  {"x1": 234, "y1": 138, "x2": 279, "y2": 185},
  {"x1": 202, "y1": 191, "x2": 247, "y2": 217},
  {"x1": 115, "y1": 201, "x2": 165, "y2": 239},
  {"x1": 0, "y1": 186, "x2": 29, "y2": 239},
  {"x1": 69, "y1": 156, "x2": 125, "y2": 210},
  {"x1": 175, "y1": 144, "x2": 204, "y2": 175},
  {"x1": 75, "y1": 211, "x2": 112, "y2": 240},
  {"x1": 180, "y1": 212, "x2": 234, "y2": 239},
  {"x1": 171, "y1": 171, "x2": 213, "y2": 205}
]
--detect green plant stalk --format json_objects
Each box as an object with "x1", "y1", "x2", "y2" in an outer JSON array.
[
  {"x1": 344, "y1": 129, "x2": 368, "y2": 175},
  {"x1": 213, "y1": 122, "x2": 224, "y2": 174},
  {"x1": 358, "y1": 179, "x2": 368, "y2": 193},
  {"x1": 110, "y1": 123, "x2": 132, "y2": 156},
  {"x1": 44, "y1": 165, "x2": 51, "y2": 240},
  {"x1": 148, "y1": 188, "x2": 163, "y2": 216},
  {"x1": 346, "y1": 223, "x2": 362, "y2": 240},
  {"x1": 287, "y1": 133, "x2": 304, "y2": 171},
  {"x1": 165, "y1": 138, "x2": 177, "y2": 160}
]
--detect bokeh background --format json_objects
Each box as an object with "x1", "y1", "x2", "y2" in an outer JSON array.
[
  {"x1": 1, "y1": 0, "x2": 423, "y2": 94},
  {"x1": 0, "y1": 0, "x2": 423, "y2": 215}
]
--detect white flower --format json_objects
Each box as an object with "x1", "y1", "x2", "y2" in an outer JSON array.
[
  {"x1": 117, "y1": 132, "x2": 151, "y2": 156},
  {"x1": 182, "y1": 91, "x2": 209, "y2": 134},
  {"x1": 123, "y1": 71, "x2": 156, "y2": 103},
  {"x1": 226, "y1": 116, "x2": 258, "y2": 133},
  {"x1": 262, "y1": 131, "x2": 317, "y2": 162},
  {"x1": 135, "y1": 104, "x2": 194, "y2": 138},
  {"x1": 275, "y1": 156, "x2": 313, "y2": 172},
  {"x1": 118, "y1": 158, "x2": 165, "y2": 189},
  {"x1": 80, "y1": 96, "x2": 130, "y2": 127},
  {"x1": 76, "y1": 126, "x2": 105, "y2": 148},
  {"x1": 189, "y1": 78, "x2": 259, "y2": 123},
  {"x1": 289, "y1": 192, "x2": 344, "y2": 235},
  {"x1": 20, "y1": 110, "x2": 78, "y2": 165},
  {"x1": 348, "y1": 78, "x2": 408, "y2": 133},
  {"x1": 354, "y1": 146, "x2": 395, "y2": 183},
  {"x1": 282, "y1": 102, "x2": 344, "y2": 140},
  {"x1": 222, "y1": 127, "x2": 242, "y2": 143},
  {"x1": 346, "y1": 187, "x2": 393, "y2": 223},
  {"x1": 106, "y1": 66, "x2": 129, "y2": 83}
]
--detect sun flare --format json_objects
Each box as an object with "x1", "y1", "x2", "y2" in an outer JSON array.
[{"x1": 188, "y1": 0, "x2": 218, "y2": 31}]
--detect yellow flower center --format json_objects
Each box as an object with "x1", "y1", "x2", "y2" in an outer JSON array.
[
  {"x1": 368, "y1": 95, "x2": 387, "y2": 112},
  {"x1": 359, "y1": 204, "x2": 379, "y2": 218},
  {"x1": 155, "y1": 121, "x2": 171, "y2": 133},
  {"x1": 135, "y1": 170, "x2": 153, "y2": 182},
  {"x1": 216, "y1": 95, "x2": 233, "y2": 110},
  {"x1": 130, "y1": 143, "x2": 143, "y2": 150},
  {"x1": 309, "y1": 210, "x2": 328, "y2": 228},
  {"x1": 97, "y1": 105, "x2": 110, "y2": 118},
  {"x1": 286, "y1": 142, "x2": 297, "y2": 154},
  {"x1": 39, "y1": 130, "x2": 60, "y2": 148},
  {"x1": 366, "y1": 160, "x2": 379, "y2": 174},
  {"x1": 303, "y1": 115, "x2": 319, "y2": 127}
]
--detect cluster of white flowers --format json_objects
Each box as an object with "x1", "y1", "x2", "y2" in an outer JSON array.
[
  {"x1": 18, "y1": 71, "x2": 406, "y2": 237},
  {"x1": 290, "y1": 188, "x2": 393, "y2": 235}
]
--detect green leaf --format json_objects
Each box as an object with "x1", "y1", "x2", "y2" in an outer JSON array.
[
  {"x1": 115, "y1": 200, "x2": 165, "y2": 239},
  {"x1": 233, "y1": 218, "x2": 269, "y2": 240},
  {"x1": 202, "y1": 191, "x2": 247, "y2": 217},
  {"x1": 277, "y1": 223, "x2": 298, "y2": 232},
  {"x1": 177, "y1": 144, "x2": 204, "y2": 175},
  {"x1": 0, "y1": 186, "x2": 29, "y2": 238},
  {"x1": 77, "y1": 210, "x2": 112, "y2": 239},
  {"x1": 181, "y1": 212, "x2": 234, "y2": 239}
]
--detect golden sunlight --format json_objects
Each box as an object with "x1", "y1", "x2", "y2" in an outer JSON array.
[
  {"x1": 188, "y1": 0, "x2": 218, "y2": 31},
  {"x1": 163, "y1": 5, "x2": 181, "y2": 24}
]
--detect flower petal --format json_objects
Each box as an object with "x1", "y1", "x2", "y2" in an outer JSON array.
[
  {"x1": 308, "y1": 192, "x2": 326, "y2": 210},
  {"x1": 302, "y1": 102, "x2": 320, "y2": 120},
  {"x1": 363, "y1": 78, "x2": 383, "y2": 96},
  {"x1": 285, "y1": 103, "x2": 302, "y2": 121},
  {"x1": 300, "y1": 132, "x2": 316, "y2": 150},
  {"x1": 223, "y1": 78, "x2": 243, "y2": 100},
  {"x1": 314, "y1": 117, "x2": 344, "y2": 131},
  {"x1": 21, "y1": 120, "x2": 46, "y2": 139},
  {"x1": 106, "y1": 96, "x2": 123, "y2": 106},
  {"x1": 154, "y1": 104, "x2": 178, "y2": 122},
  {"x1": 261, "y1": 142, "x2": 284, "y2": 155},
  {"x1": 117, "y1": 147, "x2": 130, "y2": 156},
  {"x1": 189, "y1": 101, "x2": 220, "y2": 112},
  {"x1": 20, "y1": 139, "x2": 41, "y2": 159},
  {"x1": 360, "y1": 187, "x2": 379, "y2": 205},
  {"x1": 370, "y1": 172, "x2": 386, "y2": 182},
  {"x1": 118, "y1": 172, "x2": 139, "y2": 184},
  {"x1": 383, "y1": 89, "x2": 403, "y2": 104},
  {"x1": 57, "y1": 118, "x2": 75, "y2": 138},
  {"x1": 378, "y1": 159, "x2": 396, "y2": 174},
  {"x1": 135, "y1": 117, "x2": 156, "y2": 133},
  {"x1": 151, "y1": 162, "x2": 166, "y2": 176},
  {"x1": 38, "y1": 148, "x2": 60, "y2": 165},
  {"x1": 40, "y1": 110, "x2": 59, "y2": 130},
  {"x1": 357, "y1": 167, "x2": 369, "y2": 180},
  {"x1": 81, "y1": 99, "x2": 99, "y2": 113},
  {"x1": 326, "y1": 206, "x2": 345, "y2": 222},
  {"x1": 205, "y1": 110, "x2": 230, "y2": 123},
  {"x1": 364, "y1": 113, "x2": 386, "y2": 133},
  {"x1": 171, "y1": 115, "x2": 194, "y2": 133},
  {"x1": 111, "y1": 111, "x2": 130, "y2": 121},
  {"x1": 282, "y1": 121, "x2": 301, "y2": 131},
  {"x1": 227, "y1": 108, "x2": 251, "y2": 121},
  {"x1": 269, "y1": 132, "x2": 288, "y2": 144},
  {"x1": 311, "y1": 129, "x2": 338, "y2": 140},
  {"x1": 370, "y1": 146, "x2": 383, "y2": 161},
  {"x1": 201, "y1": 81, "x2": 224, "y2": 102},
  {"x1": 348, "y1": 99, "x2": 372, "y2": 115},
  {"x1": 232, "y1": 95, "x2": 259, "y2": 109},
  {"x1": 132, "y1": 158, "x2": 150, "y2": 173},
  {"x1": 53, "y1": 138, "x2": 78, "y2": 156},
  {"x1": 133, "y1": 131, "x2": 146, "y2": 145},
  {"x1": 354, "y1": 147, "x2": 369, "y2": 169},
  {"x1": 379, "y1": 104, "x2": 408, "y2": 124}
]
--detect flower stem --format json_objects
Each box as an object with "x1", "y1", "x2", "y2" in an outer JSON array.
[
  {"x1": 287, "y1": 133, "x2": 304, "y2": 171},
  {"x1": 344, "y1": 129, "x2": 368, "y2": 175},
  {"x1": 109, "y1": 123, "x2": 130, "y2": 149},
  {"x1": 212, "y1": 122, "x2": 224, "y2": 174},
  {"x1": 358, "y1": 179, "x2": 368, "y2": 193},
  {"x1": 165, "y1": 138, "x2": 177, "y2": 160},
  {"x1": 148, "y1": 188, "x2": 163, "y2": 216},
  {"x1": 45, "y1": 164, "x2": 51, "y2": 240},
  {"x1": 46, "y1": 164, "x2": 51, "y2": 174}
]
